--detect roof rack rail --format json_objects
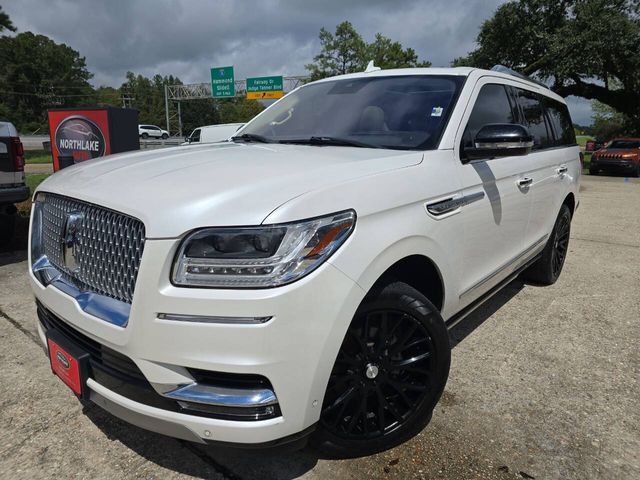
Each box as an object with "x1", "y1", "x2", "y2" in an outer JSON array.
[{"x1": 491, "y1": 65, "x2": 550, "y2": 90}]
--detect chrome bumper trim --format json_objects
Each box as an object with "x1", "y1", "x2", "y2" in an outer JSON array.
[
  {"x1": 32, "y1": 255, "x2": 130, "y2": 327},
  {"x1": 157, "y1": 313, "x2": 272, "y2": 325},
  {"x1": 88, "y1": 380, "x2": 206, "y2": 444},
  {"x1": 164, "y1": 383, "x2": 278, "y2": 408}
]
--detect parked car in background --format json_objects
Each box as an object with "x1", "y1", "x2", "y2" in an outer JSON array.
[
  {"x1": 0, "y1": 121, "x2": 29, "y2": 246},
  {"x1": 182, "y1": 123, "x2": 244, "y2": 145},
  {"x1": 29, "y1": 66, "x2": 580, "y2": 457},
  {"x1": 585, "y1": 140, "x2": 606, "y2": 152},
  {"x1": 590, "y1": 138, "x2": 640, "y2": 177},
  {"x1": 139, "y1": 124, "x2": 169, "y2": 139}
]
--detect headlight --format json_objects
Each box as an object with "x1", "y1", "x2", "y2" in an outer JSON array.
[{"x1": 172, "y1": 210, "x2": 356, "y2": 288}]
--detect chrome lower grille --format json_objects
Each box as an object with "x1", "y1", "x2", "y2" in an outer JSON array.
[{"x1": 39, "y1": 193, "x2": 145, "y2": 304}]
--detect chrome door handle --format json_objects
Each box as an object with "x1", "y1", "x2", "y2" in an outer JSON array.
[
  {"x1": 557, "y1": 165, "x2": 568, "y2": 175},
  {"x1": 517, "y1": 177, "x2": 533, "y2": 187}
]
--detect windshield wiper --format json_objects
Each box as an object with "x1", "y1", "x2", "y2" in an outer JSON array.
[
  {"x1": 279, "y1": 136, "x2": 380, "y2": 149},
  {"x1": 231, "y1": 133, "x2": 275, "y2": 144}
]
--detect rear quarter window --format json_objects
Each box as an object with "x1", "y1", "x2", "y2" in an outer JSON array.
[{"x1": 544, "y1": 98, "x2": 576, "y2": 146}]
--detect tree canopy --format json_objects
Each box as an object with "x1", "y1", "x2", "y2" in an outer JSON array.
[
  {"x1": 455, "y1": 0, "x2": 640, "y2": 129},
  {"x1": 0, "y1": 32, "x2": 93, "y2": 131},
  {"x1": 0, "y1": 5, "x2": 15, "y2": 33},
  {"x1": 306, "y1": 21, "x2": 431, "y2": 80}
]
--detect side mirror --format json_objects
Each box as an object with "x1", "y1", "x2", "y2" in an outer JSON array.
[
  {"x1": 464, "y1": 124, "x2": 533, "y2": 162},
  {"x1": 185, "y1": 136, "x2": 191, "y2": 143}
]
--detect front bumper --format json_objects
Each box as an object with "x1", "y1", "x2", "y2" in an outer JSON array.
[
  {"x1": 591, "y1": 159, "x2": 638, "y2": 173},
  {"x1": 30, "y1": 238, "x2": 365, "y2": 445},
  {"x1": 0, "y1": 184, "x2": 29, "y2": 205}
]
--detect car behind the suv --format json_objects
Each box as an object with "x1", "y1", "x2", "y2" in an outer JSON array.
[
  {"x1": 139, "y1": 124, "x2": 169, "y2": 139},
  {"x1": 0, "y1": 121, "x2": 28, "y2": 246},
  {"x1": 29, "y1": 67, "x2": 580, "y2": 457},
  {"x1": 590, "y1": 138, "x2": 640, "y2": 177}
]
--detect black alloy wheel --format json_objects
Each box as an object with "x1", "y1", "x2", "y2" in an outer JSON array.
[
  {"x1": 551, "y1": 211, "x2": 570, "y2": 278},
  {"x1": 522, "y1": 203, "x2": 572, "y2": 286},
  {"x1": 313, "y1": 281, "x2": 450, "y2": 458}
]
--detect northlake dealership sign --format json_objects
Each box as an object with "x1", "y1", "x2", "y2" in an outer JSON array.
[{"x1": 54, "y1": 115, "x2": 106, "y2": 159}]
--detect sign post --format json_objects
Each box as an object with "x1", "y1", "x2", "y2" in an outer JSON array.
[
  {"x1": 211, "y1": 66, "x2": 235, "y2": 98},
  {"x1": 246, "y1": 76, "x2": 284, "y2": 100}
]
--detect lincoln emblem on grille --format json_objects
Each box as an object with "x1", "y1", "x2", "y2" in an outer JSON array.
[{"x1": 62, "y1": 211, "x2": 84, "y2": 273}]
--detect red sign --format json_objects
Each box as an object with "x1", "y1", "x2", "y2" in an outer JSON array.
[
  {"x1": 47, "y1": 338, "x2": 83, "y2": 396},
  {"x1": 48, "y1": 109, "x2": 111, "y2": 171}
]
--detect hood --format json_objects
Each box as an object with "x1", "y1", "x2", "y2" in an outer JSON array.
[{"x1": 37, "y1": 142, "x2": 422, "y2": 238}]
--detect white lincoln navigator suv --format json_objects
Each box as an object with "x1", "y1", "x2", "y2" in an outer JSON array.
[{"x1": 29, "y1": 67, "x2": 580, "y2": 457}]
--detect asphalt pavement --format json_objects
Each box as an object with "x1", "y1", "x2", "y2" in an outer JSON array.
[{"x1": 0, "y1": 174, "x2": 638, "y2": 479}]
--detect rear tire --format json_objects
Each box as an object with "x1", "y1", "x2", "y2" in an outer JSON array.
[
  {"x1": 141, "y1": 132, "x2": 149, "y2": 139},
  {"x1": 0, "y1": 211, "x2": 16, "y2": 247},
  {"x1": 589, "y1": 167, "x2": 598, "y2": 176},
  {"x1": 522, "y1": 204, "x2": 572, "y2": 286},
  {"x1": 311, "y1": 281, "x2": 450, "y2": 458}
]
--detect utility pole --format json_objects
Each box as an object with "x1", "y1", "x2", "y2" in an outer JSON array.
[{"x1": 164, "y1": 84, "x2": 170, "y2": 134}]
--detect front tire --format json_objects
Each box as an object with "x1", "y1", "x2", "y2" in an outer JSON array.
[
  {"x1": 589, "y1": 167, "x2": 598, "y2": 176},
  {"x1": 161, "y1": 133, "x2": 169, "y2": 140},
  {"x1": 522, "y1": 204, "x2": 572, "y2": 286},
  {"x1": 312, "y1": 281, "x2": 450, "y2": 458}
]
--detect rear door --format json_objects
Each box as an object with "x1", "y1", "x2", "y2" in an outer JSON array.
[
  {"x1": 453, "y1": 80, "x2": 535, "y2": 307},
  {"x1": 514, "y1": 89, "x2": 576, "y2": 247}
]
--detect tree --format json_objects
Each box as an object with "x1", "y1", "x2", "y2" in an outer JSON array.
[
  {"x1": 591, "y1": 100, "x2": 633, "y2": 140},
  {"x1": 0, "y1": 32, "x2": 93, "y2": 132},
  {"x1": 367, "y1": 33, "x2": 431, "y2": 70},
  {"x1": 305, "y1": 22, "x2": 367, "y2": 80},
  {"x1": 120, "y1": 72, "x2": 182, "y2": 128},
  {"x1": 0, "y1": 5, "x2": 15, "y2": 32},
  {"x1": 454, "y1": 0, "x2": 640, "y2": 130},
  {"x1": 306, "y1": 21, "x2": 431, "y2": 80}
]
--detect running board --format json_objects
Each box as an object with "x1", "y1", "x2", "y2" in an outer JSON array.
[{"x1": 445, "y1": 252, "x2": 542, "y2": 331}]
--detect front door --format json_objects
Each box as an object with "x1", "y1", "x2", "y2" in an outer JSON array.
[{"x1": 453, "y1": 79, "x2": 535, "y2": 307}]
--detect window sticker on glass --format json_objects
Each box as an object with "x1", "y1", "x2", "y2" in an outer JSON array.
[{"x1": 431, "y1": 107, "x2": 443, "y2": 117}]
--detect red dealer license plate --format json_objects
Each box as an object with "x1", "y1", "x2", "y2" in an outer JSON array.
[{"x1": 46, "y1": 333, "x2": 88, "y2": 397}]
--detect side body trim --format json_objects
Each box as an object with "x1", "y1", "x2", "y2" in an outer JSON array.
[
  {"x1": 459, "y1": 234, "x2": 548, "y2": 304},
  {"x1": 426, "y1": 191, "x2": 485, "y2": 216}
]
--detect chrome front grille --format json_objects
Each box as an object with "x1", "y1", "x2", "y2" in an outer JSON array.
[{"x1": 39, "y1": 193, "x2": 146, "y2": 304}]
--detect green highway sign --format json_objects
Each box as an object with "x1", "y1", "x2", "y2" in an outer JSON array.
[
  {"x1": 211, "y1": 66, "x2": 235, "y2": 98},
  {"x1": 246, "y1": 75, "x2": 284, "y2": 100}
]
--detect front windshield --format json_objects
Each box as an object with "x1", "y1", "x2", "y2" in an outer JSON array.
[
  {"x1": 239, "y1": 75, "x2": 465, "y2": 150},
  {"x1": 607, "y1": 140, "x2": 640, "y2": 149}
]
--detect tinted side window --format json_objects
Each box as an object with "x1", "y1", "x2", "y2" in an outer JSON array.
[
  {"x1": 545, "y1": 99, "x2": 576, "y2": 146},
  {"x1": 463, "y1": 84, "x2": 517, "y2": 148},
  {"x1": 191, "y1": 129, "x2": 201, "y2": 142},
  {"x1": 515, "y1": 89, "x2": 551, "y2": 149}
]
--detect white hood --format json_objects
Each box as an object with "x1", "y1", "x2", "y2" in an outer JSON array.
[{"x1": 37, "y1": 142, "x2": 422, "y2": 238}]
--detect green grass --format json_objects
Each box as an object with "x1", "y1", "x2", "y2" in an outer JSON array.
[
  {"x1": 17, "y1": 173, "x2": 51, "y2": 215},
  {"x1": 24, "y1": 149, "x2": 53, "y2": 164},
  {"x1": 576, "y1": 135, "x2": 595, "y2": 148},
  {"x1": 25, "y1": 173, "x2": 51, "y2": 191},
  {"x1": 582, "y1": 152, "x2": 592, "y2": 174}
]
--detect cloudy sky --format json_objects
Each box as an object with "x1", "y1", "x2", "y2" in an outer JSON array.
[{"x1": 5, "y1": 0, "x2": 593, "y2": 124}]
